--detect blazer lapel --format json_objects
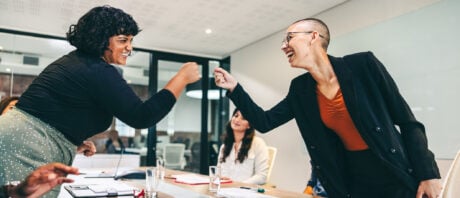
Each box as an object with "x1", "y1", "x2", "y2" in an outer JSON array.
[
  {"x1": 329, "y1": 55, "x2": 359, "y2": 120},
  {"x1": 296, "y1": 74, "x2": 327, "y2": 138}
]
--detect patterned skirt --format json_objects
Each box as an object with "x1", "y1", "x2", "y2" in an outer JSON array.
[{"x1": 0, "y1": 108, "x2": 76, "y2": 197}]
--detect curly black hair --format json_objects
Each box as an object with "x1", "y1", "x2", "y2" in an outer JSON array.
[
  {"x1": 220, "y1": 108, "x2": 255, "y2": 164},
  {"x1": 66, "y1": 5, "x2": 140, "y2": 57}
]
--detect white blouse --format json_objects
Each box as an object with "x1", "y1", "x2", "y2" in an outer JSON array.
[{"x1": 217, "y1": 136, "x2": 269, "y2": 185}]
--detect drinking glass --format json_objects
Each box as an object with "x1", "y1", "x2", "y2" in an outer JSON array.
[
  {"x1": 156, "y1": 157, "x2": 165, "y2": 180},
  {"x1": 208, "y1": 166, "x2": 221, "y2": 193},
  {"x1": 145, "y1": 167, "x2": 159, "y2": 198}
]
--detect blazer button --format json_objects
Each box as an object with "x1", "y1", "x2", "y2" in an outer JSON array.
[
  {"x1": 408, "y1": 168, "x2": 413, "y2": 173},
  {"x1": 389, "y1": 148, "x2": 397, "y2": 154},
  {"x1": 375, "y1": 126, "x2": 382, "y2": 133},
  {"x1": 310, "y1": 145, "x2": 316, "y2": 149},
  {"x1": 315, "y1": 165, "x2": 321, "y2": 170},
  {"x1": 346, "y1": 194, "x2": 352, "y2": 198}
]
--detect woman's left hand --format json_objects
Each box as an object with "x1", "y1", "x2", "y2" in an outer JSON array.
[
  {"x1": 11, "y1": 163, "x2": 79, "y2": 198},
  {"x1": 77, "y1": 140, "x2": 96, "y2": 156},
  {"x1": 416, "y1": 179, "x2": 442, "y2": 198}
]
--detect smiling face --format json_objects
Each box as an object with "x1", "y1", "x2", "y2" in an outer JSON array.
[
  {"x1": 281, "y1": 20, "x2": 329, "y2": 69},
  {"x1": 230, "y1": 110, "x2": 250, "y2": 134},
  {"x1": 281, "y1": 22, "x2": 316, "y2": 69},
  {"x1": 102, "y1": 35, "x2": 134, "y2": 65}
]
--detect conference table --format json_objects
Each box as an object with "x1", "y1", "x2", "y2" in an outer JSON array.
[{"x1": 59, "y1": 167, "x2": 309, "y2": 198}]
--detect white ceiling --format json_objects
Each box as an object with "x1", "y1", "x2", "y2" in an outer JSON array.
[
  {"x1": 0, "y1": 0, "x2": 347, "y2": 58},
  {"x1": 0, "y1": 0, "x2": 442, "y2": 59},
  {"x1": 0, "y1": 0, "x2": 441, "y2": 85}
]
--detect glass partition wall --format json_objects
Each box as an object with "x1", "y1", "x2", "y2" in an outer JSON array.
[{"x1": 0, "y1": 29, "x2": 230, "y2": 175}]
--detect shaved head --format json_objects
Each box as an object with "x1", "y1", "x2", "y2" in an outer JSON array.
[{"x1": 292, "y1": 18, "x2": 330, "y2": 50}]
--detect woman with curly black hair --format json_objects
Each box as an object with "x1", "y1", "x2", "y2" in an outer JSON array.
[
  {"x1": 217, "y1": 108, "x2": 269, "y2": 185},
  {"x1": 0, "y1": 5, "x2": 200, "y2": 197}
]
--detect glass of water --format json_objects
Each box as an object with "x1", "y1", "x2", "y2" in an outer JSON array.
[
  {"x1": 145, "y1": 167, "x2": 160, "y2": 198},
  {"x1": 208, "y1": 165, "x2": 221, "y2": 193},
  {"x1": 156, "y1": 157, "x2": 165, "y2": 180}
]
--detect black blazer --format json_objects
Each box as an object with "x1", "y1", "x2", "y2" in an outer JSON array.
[{"x1": 228, "y1": 51, "x2": 440, "y2": 197}]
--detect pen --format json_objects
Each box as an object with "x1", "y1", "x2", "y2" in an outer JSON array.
[{"x1": 240, "y1": 186, "x2": 265, "y2": 193}]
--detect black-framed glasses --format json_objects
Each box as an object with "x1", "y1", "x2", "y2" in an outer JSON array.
[{"x1": 281, "y1": 31, "x2": 325, "y2": 45}]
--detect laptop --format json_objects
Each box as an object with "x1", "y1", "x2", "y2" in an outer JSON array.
[{"x1": 83, "y1": 149, "x2": 124, "y2": 178}]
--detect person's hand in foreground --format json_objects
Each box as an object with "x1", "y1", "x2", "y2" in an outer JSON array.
[{"x1": 7, "y1": 163, "x2": 79, "y2": 198}]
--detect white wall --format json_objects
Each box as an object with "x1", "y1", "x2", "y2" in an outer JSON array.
[
  {"x1": 327, "y1": 0, "x2": 460, "y2": 159},
  {"x1": 230, "y1": 0, "x2": 457, "y2": 192}
]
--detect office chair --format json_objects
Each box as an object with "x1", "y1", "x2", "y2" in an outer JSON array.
[
  {"x1": 440, "y1": 150, "x2": 460, "y2": 198},
  {"x1": 162, "y1": 143, "x2": 186, "y2": 170},
  {"x1": 263, "y1": 146, "x2": 278, "y2": 188}
]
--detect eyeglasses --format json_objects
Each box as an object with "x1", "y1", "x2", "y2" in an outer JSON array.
[{"x1": 281, "y1": 31, "x2": 325, "y2": 45}]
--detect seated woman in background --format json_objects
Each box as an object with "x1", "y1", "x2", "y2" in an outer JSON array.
[
  {"x1": 0, "y1": 96, "x2": 19, "y2": 115},
  {"x1": 217, "y1": 109, "x2": 269, "y2": 185},
  {"x1": 105, "y1": 129, "x2": 125, "y2": 153}
]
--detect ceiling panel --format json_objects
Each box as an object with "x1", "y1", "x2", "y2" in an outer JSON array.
[{"x1": 0, "y1": 0, "x2": 346, "y2": 58}]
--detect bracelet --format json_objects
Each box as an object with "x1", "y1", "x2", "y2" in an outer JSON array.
[{"x1": 2, "y1": 181, "x2": 21, "y2": 198}]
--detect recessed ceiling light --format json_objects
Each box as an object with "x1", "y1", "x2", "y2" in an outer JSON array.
[{"x1": 205, "y1": 28, "x2": 212, "y2": 34}]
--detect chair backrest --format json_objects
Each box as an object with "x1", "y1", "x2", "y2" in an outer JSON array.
[
  {"x1": 156, "y1": 135, "x2": 171, "y2": 153},
  {"x1": 162, "y1": 143, "x2": 186, "y2": 170},
  {"x1": 266, "y1": 146, "x2": 278, "y2": 183},
  {"x1": 441, "y1": 150, "x2": 460, "y2": 198}
]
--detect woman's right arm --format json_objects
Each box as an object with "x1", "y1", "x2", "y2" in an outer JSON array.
[
  {"x1": 92, "y1": 62, "x2": 199, "y2": 129},
  {"x1": 164, "y1": 62, "x2": 200, "y2": 99},
  {"x1": 213, "y1": 68, "x2": 293, "y2": 132}
]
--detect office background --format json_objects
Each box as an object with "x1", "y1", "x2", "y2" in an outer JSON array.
[{"x1": 1, "y1": 0, "x2": 458, "y2": 192}]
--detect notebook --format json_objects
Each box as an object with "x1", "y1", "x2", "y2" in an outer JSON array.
[{"x1": 64, "y1": 183, "x2": 136, "y2": 197}]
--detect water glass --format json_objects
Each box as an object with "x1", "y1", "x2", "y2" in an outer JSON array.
[
  {"x1": 145, "y1": 167, "x2": 159, "y2": 198},
  {"x1": 208, "y1": 166, "x2": 221, "y2": 193},
  {"x1": 156, "y1": 157, "x2": 165, "y2": 180}
]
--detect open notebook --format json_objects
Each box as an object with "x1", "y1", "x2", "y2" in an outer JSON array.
[{"x1": 64, "y1": 183, "x2": 136, "y2": 197}]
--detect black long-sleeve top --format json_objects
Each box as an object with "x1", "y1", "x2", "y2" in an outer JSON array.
[{"x1": 16, "y1": 50, "x2": 175, "y2": 145}]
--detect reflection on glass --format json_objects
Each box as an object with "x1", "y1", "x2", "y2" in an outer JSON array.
[{"x1": 157, "y1": 60, "x2": 202, "y2": 172}]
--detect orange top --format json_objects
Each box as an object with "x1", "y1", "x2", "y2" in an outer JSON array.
[{"x1": 317, "y1": 88, "x2": 368, "y2": 151}]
